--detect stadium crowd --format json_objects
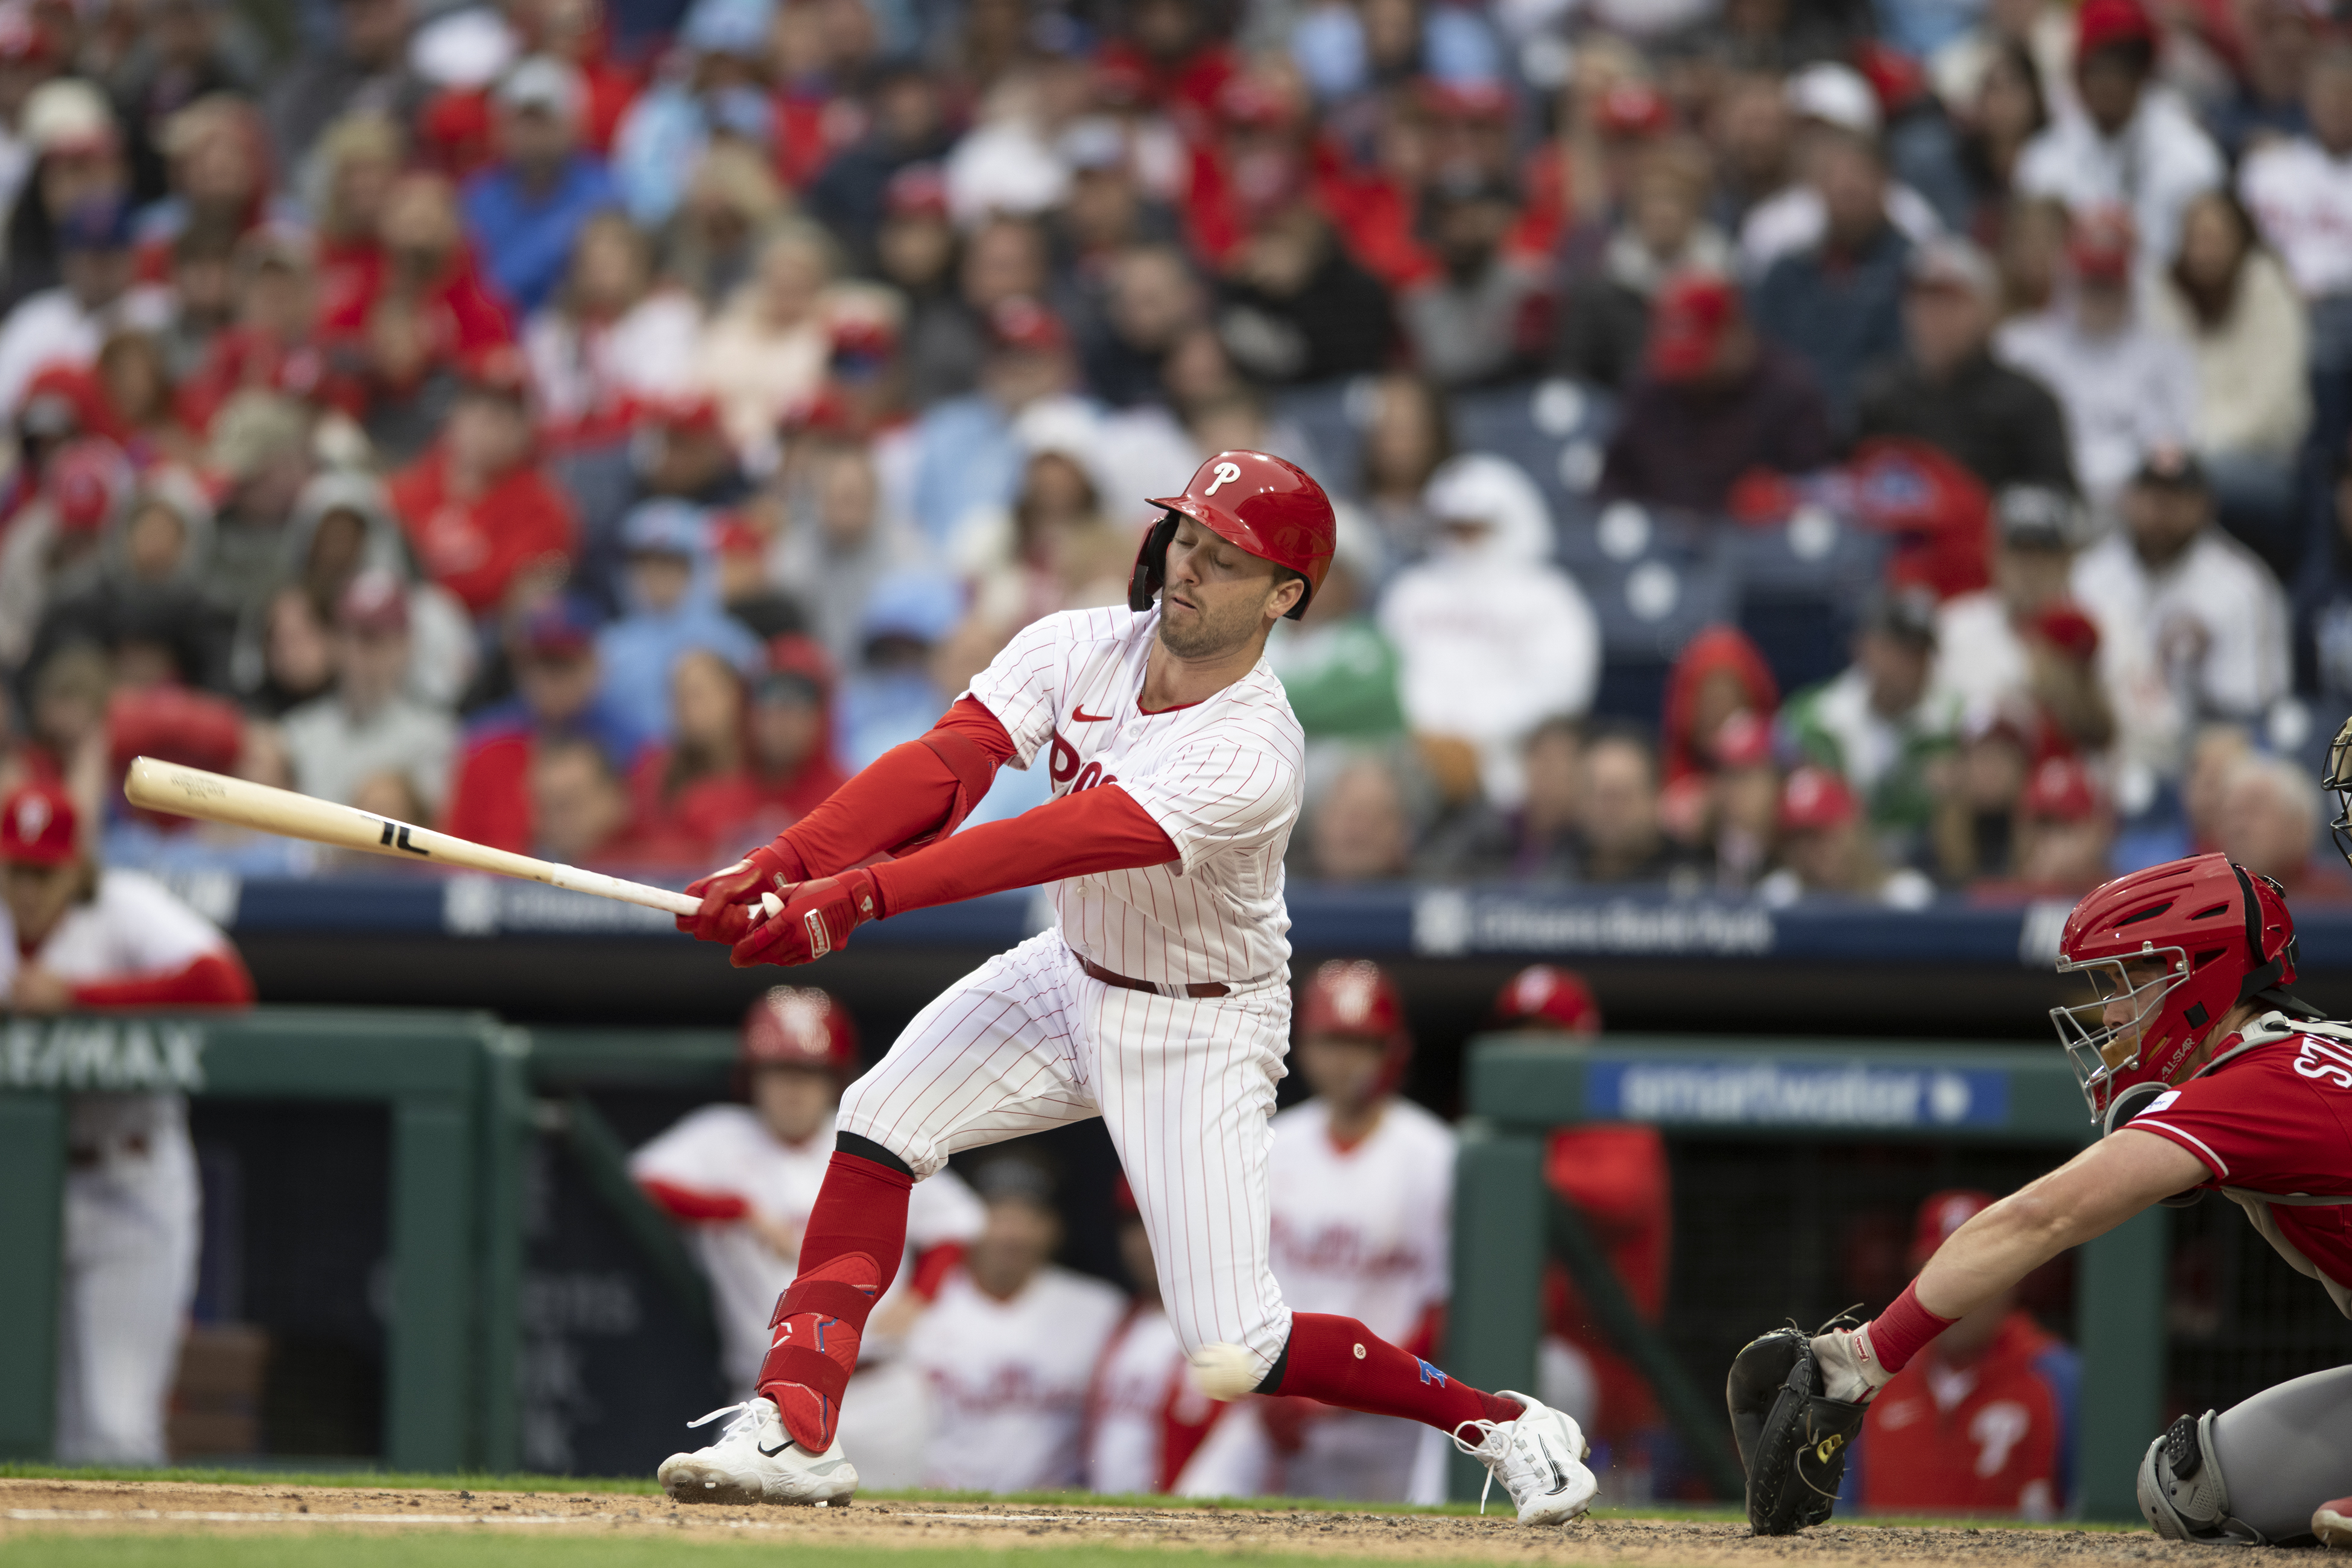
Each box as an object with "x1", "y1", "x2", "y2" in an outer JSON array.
[{"x1": 0, "y1": 0, "x2": 2345, "y2": 901}]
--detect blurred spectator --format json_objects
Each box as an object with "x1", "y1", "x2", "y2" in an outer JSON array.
[
  {"x1": 1784, "y1": 587, "x2": 1962, "y2": 867},
  {"x1": 1949, "y1": 43, "x2": 2050, "y2": 234},
  {"x1": 1600, "y1": 271, "x2": 1833, "y2": 512},
  {"x1": 1760, "y1": 764, "x2": 1938, "y2": 906},
  {"x1": 737, "y1": 634, "x2": 847, "y2": 835},
  {"x1": 1850, "y1": 1191, "x2": 2077, "y2": 1519},
  {"x1": 1936, "y1": 704, "x2": 2035, "y2": 882},
  {"x1": 595, "y1": 499, "x2": 759, "y2": 741},
  {"x1": 833, "y1": 569, "x2": 959, "y2": 768},
  {"x1": 1750, "y1": 106, "x2": 1914, "y2": 430},
  {"x1": 631, "y1": 988, "x2": 982, "y2": 1487},
  {"x1": 523, "y1": 209, "x2": 701, "y2": 442},
  {"x1": 1088, "y1": 1177, "x2": 1226, "y2": 1496},
  {"x1": 1305, "y1": 751, "x2": 1416, "y2": 882},
  {"x1": 908, "y1": 296, "x2": 1091, "y2": 550},
  {"x1": 2240, "y1": 39, "x2": 2352, "y2": 376},
  {"x1": 2216, "y1": 750, "x2": 2342, "y2": 897},
  {"x1": 281, "y1": 571, "x2": 455, "y2": 817},
  {"x1": 28, "y1": 463, "x2": 228, "y2": 693},
  {"x1": 660, "y1": 141, "x2": 784, "y2": 311},
  {"x1": 907, "y1": 1155, "x2": 1125, "y2": 1493},
  {"x1": 1265, "y1": 505, "x2": 1403, "y2": 744},
  {"x1": 561, "y1": 390, "x2": 750, "y2": 607},
  {"x1": 607, "y1": 0, "x2": 767, "y2": 232},
  {"x1": 2143, "y1": 190, "x2": 2309, "y2": 575},
  {"x1": 2072, "y1": 445, "x2": 2290, "y2": 744},
  {"x1": 0, "y1": 437, "x2": 128, "y2": 669},
  {"x1": 1, "y1": 80, "x2": 132, "y2": 318},
  {"x1": 0, "y1": 779, "x2": 253, "y2": 1464},
  {"x1": 1382, "y1": 454, "x2": 1596, "y2": 807},
  {"x1": 242, "y1": 586, "x2": 333, "y2": 716},
  {"x1": 937, "y1": 435, "x2": 1130, "y2": 692},
  {"x1": 528, "y1": 729, "x2": 686, "y2": 863},
  {"x1": 1490, "y1": 967, "x2": 1669, "y2": 1455},
  {"x1": 441, "y1": 595, "x2": 651, "y2": 853},
  {"x1": 97, "y1": 327, "x2": 197, "y2": 466},
  {"x1": 1579, "y1": 725, "x2": 1698, "y2": 885},
  {"x1": 804, "y1": 62, "x2": 953, "y2": 270},
  {"x1": 630, "y1": 643, "x2": 749, "y2": 856},
  {"x1": 1995, "y1": 206, "x2": 2196, "y2": 512},
  {"x1": 1661, "y1": 625, "x2": 1779, "y2": 788},
  {"x1": 1933, "y1": 485, "x2": 2093, "y2": 716},
  {"x1": 0, "y1": 191, "x2": 168, "y2": 419},
  {"x1": 265, "y1": 0, "x2": 425, "y2": 164},
  {"x1": 769, "y1": 435, "x2": 924, "y2": 671},
  {"x1": 174, "y1": 225, "x2": 347, "y2": 438},
  {"x1": 461, "y1": 58, "x2": 618, "y2": 319},
  {"x1": 2014, "y1": 0, "x2": 2222, "y2": 261},
  {"x1": 201, "y1": 390, "x2": 314, "y2": 616},
  {"x1": 698, "y1": 221, "x2": 836, "y2": 461},
  {"x1": 900, "y1": 212, "x2": 1045, "y2": 410},
  {"x1": 1740, "y1": 65, "x2": 1944, "y2": 283},
  {"x1": 2304, "y1": 450, "x2": 2352, "y2": 711},
  {"x1": 1216, "y1": 206, "x2": 1396, "y2": 387},
  {"x1": 1854, "y1": 238, "x2": 2073, "y2": 495},
  {"x1": 1700, "y1": 710, "x2": 1786, "y2": 890},
  {"x1": 1251, "y1": 961, "x2": 1453, "y2": 1503},
  {"x1": 2005, "y1": 754, "x2": 2114, "y2": 896},
  {"x1": 1432, "y1": 715, "x2": 1584, "y2": 881},
  {"x1": 1355, "y1": 372, "x2": 1450, "y2": 552},
  {"x1": 1081, "y1": 242, "x2": 1204, "y2": 411},
  {"x1": 1554, "y1": 137, "x2": 1730, "y2": 391},
  {"x1": 1398, "y1": 172, "x2": 1547, "y2": 390},
  {"x1": 388, "y1": 344, "x2": 577, "y2": 616}
]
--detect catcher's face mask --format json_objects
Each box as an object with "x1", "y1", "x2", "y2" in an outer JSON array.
[
  {"x1": 2050, "y1": 947, "x2": 2189, "y2": 1119},
  {"x1": 2327, "y1": 715, "x2": 2352, "y2": 873}
]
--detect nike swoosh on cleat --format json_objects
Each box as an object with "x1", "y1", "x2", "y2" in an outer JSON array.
[
  {"x1": 758, "y1": 1441, "x2": 790, "y2": 1458},
  {"x1": 1534, "y1": 1435, "x2": 1570, "y2": 1494}
]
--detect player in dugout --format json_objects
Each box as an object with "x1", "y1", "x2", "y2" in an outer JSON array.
[
  {"x1": 1729, "y1": 848, "x2": 2352, "y2": 1544},
  {"x1": 628, "y1": 987, "x2": 982, "y2": 1490},
  {"x1": 654, "y1": 451, "x2": 1598, "y2": 1524},
  {"x1": 0, "y1": 780, "x2": 255, "y2": 1464}
]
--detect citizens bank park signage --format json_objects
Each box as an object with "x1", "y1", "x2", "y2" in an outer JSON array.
[{"x1": 0, "y1": 1018, "x2": 206, "y2": 1092}]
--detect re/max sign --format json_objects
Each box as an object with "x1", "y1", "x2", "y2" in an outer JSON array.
[{"x1": 0, "y1": 1019, "x2": 206, "y2": 1092}]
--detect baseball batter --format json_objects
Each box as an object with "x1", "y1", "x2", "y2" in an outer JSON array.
[
  {"x1": 1748, "y1": 853, "x2": 2352, "y2": 1544},
  {"x1": 0, "y1": 781, "x2": 254, "y2": 1464},
  {"x1": 655, "y1": 451, "x2": 1597, "y2": 1523},
  {"x1": 628, "y1": 987, "x2": 982, "y2": 1488}
]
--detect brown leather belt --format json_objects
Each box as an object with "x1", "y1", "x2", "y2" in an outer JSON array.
[{"x1": 1074, "y1": 951, "x2": 1231, "y2": 999}]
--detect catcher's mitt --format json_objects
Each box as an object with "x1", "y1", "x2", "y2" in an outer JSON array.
[{"x1": 1725, "y1": 1320, "x2": 1870, "y2": 1535}]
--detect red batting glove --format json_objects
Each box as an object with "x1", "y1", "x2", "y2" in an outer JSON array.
[
  {"x1": 678, "y1": 841, "x2": 807, "y2": 943},
  {"x1": 730, "y1": 867, "x2": 882, "y2": 968}
]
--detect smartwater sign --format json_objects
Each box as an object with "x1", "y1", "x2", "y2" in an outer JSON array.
[{"x1": 1585, "y1": 1059, "x2": 2010, "y2": 1130}]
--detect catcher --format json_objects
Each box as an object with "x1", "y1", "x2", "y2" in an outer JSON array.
[{"x1": 1729, "y1": 849, "x2": 2352, "y2": 1543}]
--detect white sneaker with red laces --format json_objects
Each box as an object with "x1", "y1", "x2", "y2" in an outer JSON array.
[
  {"x1": 2316, "y1": 1497, "x2": 2352, "y2": 1547},
  {"x1": 1452, "y1": 1391, "x2": 1599, "y2": 1526},
  {"x1": 657, "y1": 1396, "x2": 858, "y2": 1505}
]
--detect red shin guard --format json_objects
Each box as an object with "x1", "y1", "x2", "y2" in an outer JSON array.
[
  {"x1": 1272, "y1": 1313, "x2": 1519, "y2": 1435},
  {"x1": 755, "y1": 1151, "x2": 912, "y2": 1451}
]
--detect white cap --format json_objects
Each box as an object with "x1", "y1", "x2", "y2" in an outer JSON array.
[
  {"x1": 1785, "y1": 62, "x2": 1880, "y2": 136},
  {"x1": 23, "y1": 79, "x2": 116, "y2": 155},
  {"x1": 496, "y1": 54, "x2": 585, "y2": 126}
]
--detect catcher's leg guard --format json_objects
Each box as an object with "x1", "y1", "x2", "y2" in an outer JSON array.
[{"x1": 2140, "y1": 1364, "x2": 2352, "y2": 1546}]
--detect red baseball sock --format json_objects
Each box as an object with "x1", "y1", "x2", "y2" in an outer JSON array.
[
  {"x1": 1271, "y1": 1313, "x2": 1520, "y2": 1436},
  {"x1": 755, "y1": 1150, "x2": 911, "y2": 1451}
]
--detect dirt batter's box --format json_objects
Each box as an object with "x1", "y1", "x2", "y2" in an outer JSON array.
[{"x1": 1446, "y1": 1035, "x2": 2163, "y2": 1519}]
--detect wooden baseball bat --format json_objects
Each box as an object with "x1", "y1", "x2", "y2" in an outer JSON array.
[{"x1": 122, "y1": 755, "x2": 700, "y2": 917}]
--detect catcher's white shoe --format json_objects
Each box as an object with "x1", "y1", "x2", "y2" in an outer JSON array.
[
  {"x1": 657, "y1": 1396, "x2": 858, "y2": 1505},
  {"x1": 1452, "y1": 1391, "x2": 1598, "y2": 1526}
]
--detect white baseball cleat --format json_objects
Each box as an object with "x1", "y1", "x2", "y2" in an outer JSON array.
[
  {"x1": 657, "y1": 1396, "x2": 859, "y2": 1505},
  {"x1": 1452, "y1": 1390, "x2": 1598, "y2": 1526}
]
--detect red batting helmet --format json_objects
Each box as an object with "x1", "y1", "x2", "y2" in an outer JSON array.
[
  {"x1": 1298, "y1": 958, "x2": 1412, "y2": 1092},
  {"x1": 1131, "y1": 450, "x2": 1336, "y2": 621},
  {"x1": 2050, "y1": 853, "x2": 2301, "y2": 1129},
  {"x1": 1491, "y1": 965, "x2": 1603, "y2": 1034},
  {"x1": 741, "y1": 986, "x2": 859, "y2": 1078}
]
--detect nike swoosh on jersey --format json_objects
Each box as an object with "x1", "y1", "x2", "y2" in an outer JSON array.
[{"x1": 1072, "y1": 706, "x2": 1113, "y2": 722}]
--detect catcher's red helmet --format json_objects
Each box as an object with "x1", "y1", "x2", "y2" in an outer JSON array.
[
  {"x1": 1130, "y1": 450, "x2": 1336, "y2": 621},
  {"x1": 1491, "y1": 964, "x2": 1603, "y2": 1034},
  {"x1": 1298, "y1": 958, "x2": 1412, "y2": 1090},
  {"x1": 2050, "y1": 853, "x2": 2299, "y2": 1127},
  {"x1": 741, "y1": 986, "x2": 860, "y2": 1077}
]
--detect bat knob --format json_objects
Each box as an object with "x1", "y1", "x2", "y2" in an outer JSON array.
[{"x1": 760, "y1": 891, "x2": 785, "y2": 919}]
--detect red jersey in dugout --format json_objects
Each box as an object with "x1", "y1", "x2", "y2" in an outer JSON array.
[
  {"x1": 2125, "y1": 1022, "x2": 2352, "y2": 1309},
  {"x1": 1850, "y1": 1311, "x2": 2079, "y2": 1518}
]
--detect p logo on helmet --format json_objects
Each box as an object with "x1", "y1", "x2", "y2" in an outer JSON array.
[{"x1": 1128, "y1": 450, "x2": 1337, "y2": 622}]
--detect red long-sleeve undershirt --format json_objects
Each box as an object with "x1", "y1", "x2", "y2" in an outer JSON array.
[
  {"x1": 771, "y1": 696, "x2": 1181, "y2": 917},
  {"x1": 69, "y1": 950, "x2": 254, "y2": 1008}
]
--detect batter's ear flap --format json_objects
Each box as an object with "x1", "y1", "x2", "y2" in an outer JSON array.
[{"x1": 1128, "y1": 513, "x2": 1178, "y2": 613}]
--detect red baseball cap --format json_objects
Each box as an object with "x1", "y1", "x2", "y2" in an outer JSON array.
[
  {"x1": 1909, "y1": 1188, "x2": 1994, "y2": 1269},
  {"x1": 1595, "y1": 80, "x2": 1672, "y2": 138},
  {"x1": 2029, "y1": 602, "x2": 2100, "y2": 663},
  {"x1": 337, "y1": 569, "x2": 410, "y2": 634},
  {"x1": 2067, "y1": 206, "x2": 2136, "y2": 280},
  {"x1": 48, "y1": 437, "x2": 127, "y2": 533},
  {"x1": 1492, "y1": 964, "x2": 1603, "y2": 1034},
  {"x1": 2076, "y1": 0, "x2": 2158, "y2": 58},
  {"x1": 741, "y1": 985, "x2": 859, "y2": 1076},
  {"x1": 0, "y1": 781, "x2": 77, "y2": 866},
  {"x1": 882, "y1": 162, "x2": 949, "y2": 220},
  {"x1": 1420, "y1": 77, "x2": 1514, "y2": 122},
  {"x1": 2021, "y1": 755, "x2": 2102, "y2": 822},
  {"x1": 458, "y1": 343, "x2": 531, "y2": 399},
  {"x1": 1778, "y1": 765, "x2": 1859, "y2": 832},
  {"x1": 1647, "y1": 272, "x2": 1738, "y2": 382},
  {"x1": 1712, "y1": 708, "x2": 1776, "y2": 770},
  {"x1": 988, "y1": 296, "x2": 1068, "y2": 354}
]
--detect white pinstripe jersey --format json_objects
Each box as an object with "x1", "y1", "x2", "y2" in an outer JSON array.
[{"x1": 966, "y1": 605, "x2": 1305, "y2": 987}]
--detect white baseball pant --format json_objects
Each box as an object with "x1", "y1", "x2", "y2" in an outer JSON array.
[{"x1": 836, "y1": 930, "x2": 1295, "y2": 1382}]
